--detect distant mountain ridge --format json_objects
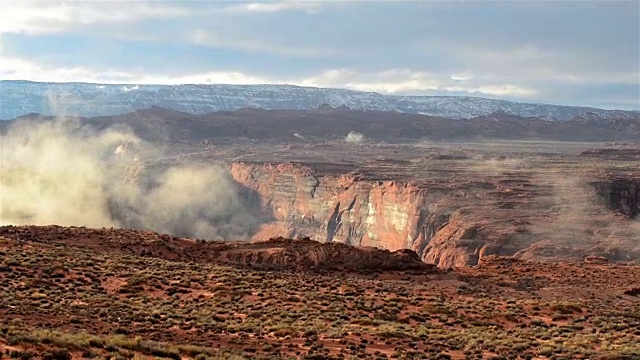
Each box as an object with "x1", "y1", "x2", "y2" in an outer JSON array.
[
  {"x1": 3, "y1": 106, "x2": 639, "y2": 143},
  {"x1": 1, "y1": 80, "x2": 639, "y2": 121}
]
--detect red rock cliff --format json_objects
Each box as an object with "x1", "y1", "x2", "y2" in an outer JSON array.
[
  {"x1": 229, "y1": 162, "x2": 640, "y2": 268},
  {"x1": 229, "y1": 162, "x2": 493, "y2": 267}
]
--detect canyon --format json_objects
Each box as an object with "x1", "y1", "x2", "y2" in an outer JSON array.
[
  {"x1": 218, "y1": 142, "x2": 640, "y2": 268},
  {"x1": 1, "y1": 108, "x2": 639, "y2": 268}
]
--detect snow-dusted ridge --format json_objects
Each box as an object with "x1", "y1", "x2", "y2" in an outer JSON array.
[{"x1": 1, "y1": 80, "x2": 638, "y2": 120}]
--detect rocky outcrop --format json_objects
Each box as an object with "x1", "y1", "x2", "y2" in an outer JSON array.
[
  {"x1": 218, "y1": 236, "x2": 433, "y2": 272},
  {"x1": 0, "y1": 226, "x2": 433, "y2": 273},
  {"x1": 624, "y1": 287, "x2": 640, "y2": 296},
  {"x1": 591, "y1": 178, "x2": 640, "y2": 219}
]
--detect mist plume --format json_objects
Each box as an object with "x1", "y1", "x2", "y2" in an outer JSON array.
[
  {"x1": 0, "y1": 117, "x2": 260, "y2": 240},
  {"x1": 345, "y1": 131, "x2": 364, "y2": 144}
]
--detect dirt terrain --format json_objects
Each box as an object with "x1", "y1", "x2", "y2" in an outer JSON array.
[
  {"x1": 1, "y1": 108, "x2": 639, "y2": 360},
  {"x1": 0, "y1": 226, "x2": 639, "y2": 360},
  {"x1": 0, "y1": 226, "x2": 432, "y2": 272}
]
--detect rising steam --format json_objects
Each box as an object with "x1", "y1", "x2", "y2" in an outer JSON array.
[{"x1": 0, "y1": 117, "x2": 260, "y2": 240}]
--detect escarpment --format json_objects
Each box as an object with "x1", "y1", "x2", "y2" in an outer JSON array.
[
  {"x1": 228, "y1": 161, "x2": 640, "y2": 268},
  {"x1": 226, "y1": 162, "x2": 498, "y2": 268},
  {"x1": 591, "y1": 178, "x2": 640, "y2": 219},
  {"x1": 230, "y1": 162, "x2": 438, "y2": 251},
  {"x1": 99, "y1": 141, "x2": 640, "y2": 269}
]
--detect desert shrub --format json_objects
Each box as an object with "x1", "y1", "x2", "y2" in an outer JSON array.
[
  {"x1": 42, "y1": 350, "x2": 72, "y2": 360},
  {"x1": 551, "y1": 303, "x2": 582, "y2": 315}
]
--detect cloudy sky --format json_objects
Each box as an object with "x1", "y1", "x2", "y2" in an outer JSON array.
[{"x1": 0, "y1": 0, "x2": 638, "y2": 109}]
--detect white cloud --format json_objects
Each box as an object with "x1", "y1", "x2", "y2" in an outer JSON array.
[
  {"x1": 0, "y1": 1, "x2": 633, "y2": 109},
  {"x1": 444, "y1": 85, "x2": 537, "y2": 97},
  {"x1": 11, "y1": 54, "x2": 640, "y2": 105},
  {"x1": 189, "y1": 29, "x2": 339, "y2": 57},
  {"x1": 555, "y1": 72, "x2": 640, "y2": 85},
  {"x1": 451, "y1": 73, "x2": 473, "y2": 82},
  {"x1": 225, "y1": 0, "x2": 325, "y2": 13},
  {"x1": 165, "y1": 71, "x2": 270, "y2": 85},
  {"x1": 0, "y1": 56, "x2": 133, "y2": 83},
  {"x1": 244, "y1": 2, "x2": 309, "y2": 12},
  {"x1": 0, "y1": 56, "x2": 539, "y2": 98},
  {"x1": 475, "y1": 44, "x2": 552, "y2": 64},
  {"x1": 0, "y1": 56, "x2": 271, "y2": 85},
  {"x1": 300, "y1": 68, "x2": 538, "y2": 97},
  {"x1": 0, "y1": 0, "x2": 192, "y2": 35},
  {"x1": 440, "y1": 42, "x2": 639, "y2": 87},
  {"x1": 300, "y1": 69, "x2": 440, "y2": 93}
]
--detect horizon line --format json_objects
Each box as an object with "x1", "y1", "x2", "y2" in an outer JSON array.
[{"x1": 1, "y1": 79, "x2": 639, "y2": 112}]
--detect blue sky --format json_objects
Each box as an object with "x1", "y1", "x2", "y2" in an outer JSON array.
[{"x1": 0, "y1": 0, "x2": 638, "y2": 109}]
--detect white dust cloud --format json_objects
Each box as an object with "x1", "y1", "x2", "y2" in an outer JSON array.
[
  {"x1": 0, "y1": 118, "x2": 259, "y2": 240},
  {"x1": 345, "y1": 131, "x2": 364, "y2": 144}
]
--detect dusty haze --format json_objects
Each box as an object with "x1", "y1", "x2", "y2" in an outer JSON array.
[
  {"x1": 345, "y1": 131, "x2": 365, "y2": 144},
  {"x1": 0, "y1": 117, "x2": 259, "y2": 240}
]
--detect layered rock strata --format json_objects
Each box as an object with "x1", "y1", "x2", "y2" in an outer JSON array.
[{"x1": 228, "y1": 161, "x2": 640, "y2": 268}]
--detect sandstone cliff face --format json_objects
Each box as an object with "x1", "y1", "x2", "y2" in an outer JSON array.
[
  {"x1": 230, "y1": 162, "x2": 429, "y2": 250},
  {"x1": 229, "y1": 162, "x2": 499, "y2": 268},
  {"x1": 228, "y1": 162, "x2": 640, "y2": 268}
]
